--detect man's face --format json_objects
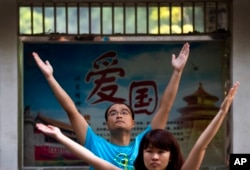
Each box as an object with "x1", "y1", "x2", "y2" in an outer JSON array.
[{"x1": 106, "y1": 104, "x2": 135, "y2": 131}]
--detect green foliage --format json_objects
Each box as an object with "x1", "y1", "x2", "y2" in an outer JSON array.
[
  {"x1": 19, "y1": 4, "x2": 199, "y2": 35},
  {"x1": 149, "y1": 6, "x2": 194, "y2": 34},
  {"x1": 19, "y1": 7, "x2": 53, "y2": 34}
]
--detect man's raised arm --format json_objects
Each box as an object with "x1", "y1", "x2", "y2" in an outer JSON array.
[
  {"x1": 32, "y1": 52, "x2": 88, "y2": 145},
  {"x1": 151, "y1": 43, "x2": 190, "y2": 129}
]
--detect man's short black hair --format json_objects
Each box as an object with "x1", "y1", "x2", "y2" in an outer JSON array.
[{"x1": 104, "y1": 103, "x2": 135, "y2": 121}]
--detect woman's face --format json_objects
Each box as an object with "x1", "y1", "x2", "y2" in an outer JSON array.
[{"x1": 143, "y1": 146, "x2": 170, "y2": 170}]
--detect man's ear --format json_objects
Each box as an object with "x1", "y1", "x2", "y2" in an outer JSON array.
[
  {"x1": 105, "y1": 121, "x2": 110, "y2": 130},
  {"x1": 132, "y1": 119, "x2": 135, "y2": 128}
]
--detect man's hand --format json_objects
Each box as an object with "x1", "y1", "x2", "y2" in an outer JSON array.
[
  {"x1": 32, "y1": 52, "x2": 53, "y2": 78},
  {"x1": 172, "y1": 42, "x2": 190, "y2": 73}
]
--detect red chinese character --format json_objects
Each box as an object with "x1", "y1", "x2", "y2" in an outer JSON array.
[
  {"x1": 129, "y1": 81, "x2": 158, "y2": 115},
  {"x1": 85, "y1": 51, "x2": 126, "y2": 104}
]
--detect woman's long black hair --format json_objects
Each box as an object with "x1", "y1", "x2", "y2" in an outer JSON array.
[{"x1": 134, "y1": 129, "x2": 184, "y2": 170}]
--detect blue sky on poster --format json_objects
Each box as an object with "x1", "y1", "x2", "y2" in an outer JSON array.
[{"x1": 23, "y1": 41, "x2": 224, "y2": 125}]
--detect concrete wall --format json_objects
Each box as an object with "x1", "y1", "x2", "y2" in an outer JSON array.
[
  {"x1": 0, "y1": 0, "x2": 18, "y2": 170},
  {"x1": 0, "y1": 0, "x2": 249, "y2": 170},
  {"x1": 231, "y1": 0, "x2": 250, "y2": 153}
]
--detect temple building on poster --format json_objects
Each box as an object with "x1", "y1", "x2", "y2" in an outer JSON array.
[
  {"x1": 23, "y1": 108, "x2": 88, "y2": 166},
  {"x1": 176, "y1": 82, "x2": 228, "y2": 166}
]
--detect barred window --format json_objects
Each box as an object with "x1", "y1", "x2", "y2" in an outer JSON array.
[{"x1": 18, "y1": 0, "x2": 231, "y2": 37}]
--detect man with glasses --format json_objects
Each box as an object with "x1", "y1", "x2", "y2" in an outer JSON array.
[{"x1": 32, "y1": 42, "x2": 190, "y2": 170}]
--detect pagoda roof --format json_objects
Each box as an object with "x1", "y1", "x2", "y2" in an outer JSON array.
[
  {"x1": 35, "y1": 113, "x2": 73, "y2": 132},
  {"x1": 182, "y1": 82, "x2": 219, "y2": 102},
  {"x1": 178, "y1": 104, "x2": 219, "y2": 113}
]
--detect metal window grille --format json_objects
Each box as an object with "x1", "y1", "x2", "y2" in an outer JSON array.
[{"x1": 18, "y1": 0, "x2": 231, "y2": 38}]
